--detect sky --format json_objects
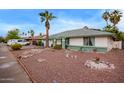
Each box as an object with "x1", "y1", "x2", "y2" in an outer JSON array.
[{"x1": 0, "y1": 9, "x2": 124, "y2": 37}]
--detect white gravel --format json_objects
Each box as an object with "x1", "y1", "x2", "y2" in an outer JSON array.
[
  {"x1": 21, "y1": 49, "x2": 44, "y2": 58},
  {"x1": 84, "y1": 60, "x2": 115, "y2": 70}
]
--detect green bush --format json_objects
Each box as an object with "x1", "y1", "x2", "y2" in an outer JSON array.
[
  {"x1": 37, "y1": 40, "x2": 42, "y2": 46},
  {"x1": 53, "y1": 44, "x2": 62, "y2": 50},
  {"x1": 11, "y1": 43, "x2": 22, "y2": 50}
]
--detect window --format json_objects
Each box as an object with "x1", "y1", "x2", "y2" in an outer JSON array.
[
  {"x1": 84, "y1": 37, "x2": 95, "y2": 46},
  {"x1": 65, "y1": 38, "x2": 69, "y2": 45}
]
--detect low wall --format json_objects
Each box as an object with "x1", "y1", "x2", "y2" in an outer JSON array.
[
  {"x1": 112, "y1": 41, "x2": 122, "y2": 49},
  {"x1": 67, "y1": 45, "x2": 107, "y2": 52}
]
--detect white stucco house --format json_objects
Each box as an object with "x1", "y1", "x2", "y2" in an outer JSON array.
[{"x1": 49, "y1": 26, "x2": 118, "y2": 52}]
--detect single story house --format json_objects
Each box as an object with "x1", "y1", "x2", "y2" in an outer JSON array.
[{"x1": 50, "y1": 26, "x2": 114, "y2": 52}]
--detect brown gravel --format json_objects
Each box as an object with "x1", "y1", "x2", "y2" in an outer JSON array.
[{"x1": 11, "y1": 47, "x2": 124, "y2": 83}]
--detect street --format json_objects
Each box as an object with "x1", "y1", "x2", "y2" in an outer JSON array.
[{"x1": 0, "y1": 43, "x2": 31, "y2": 83}]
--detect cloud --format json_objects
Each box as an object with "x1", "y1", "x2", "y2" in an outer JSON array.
[
  {"x1": 0, "y1": 22, "x2": 41, "y2": 36},
  {"x1": 1, "y1": 9, "x2": 124, "y2": 37},
  {"x1": 50, "y1": 15, "x2": 104, "y2": 35},
  {"x1": 118, "y1": 9, "x2": 124, "y2": 31},
  {"x1": 100, "y1": 9, "x2": 124, "y2": 31}
]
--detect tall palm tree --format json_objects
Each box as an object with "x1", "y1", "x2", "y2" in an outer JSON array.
[
  {"x1": 39, "y1": 10, "x2": 56, "y2": 48},
  {"x1": 109, "y1": 10, "x2": 122, "y2": 26},
  {"x1": 102, "y1": 11, "x2": 110, "y2": 26}
]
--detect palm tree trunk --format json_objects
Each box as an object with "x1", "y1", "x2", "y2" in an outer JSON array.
[{"x1": 46, "y1": 27, "x2": 49, "y2": 48}]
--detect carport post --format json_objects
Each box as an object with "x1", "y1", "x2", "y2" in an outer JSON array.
[
  {"x1": 53, "y1": 39, "x2": 56, "y2": 46},
  {"x1": 62, "y1": 38, "x2": 66, "y2": 49}
]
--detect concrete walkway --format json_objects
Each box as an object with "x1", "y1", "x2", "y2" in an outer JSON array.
[{"x1": 0, "y1": 43, "x2": 31, "y2": 83}]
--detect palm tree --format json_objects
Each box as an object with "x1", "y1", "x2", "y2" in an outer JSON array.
[
  {"x1": 29, "y1": 29, "x2": 34, "y2": 45},
  {"x1": 22, "y1": 32, "x2": 25, "y2": 35},
  {"x1": 39, "y1": 10, "x2": 56, "y2": 48},
  {"x1": 28, "y1": 30, "x2": 30, "y2": 37},
  {"x1": 102, "y1": 11, "x2": 110, "y2": 26},
  {"x1": 109, "y1": 10, "x2": 122, "y2": 26},
  {"x1": 39, "y1": 33, "x2": 42, "y2": 38},
  {"x1": 103, "y1": 25, "x2": 112, "y2": 32},
  {"x1": 25, "y1": 33, "x2": 27, "y2": 36}
]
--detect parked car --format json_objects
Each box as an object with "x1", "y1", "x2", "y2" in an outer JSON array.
[{"x1": 7, "y1": 39, "x2": 30, "y2": 46}]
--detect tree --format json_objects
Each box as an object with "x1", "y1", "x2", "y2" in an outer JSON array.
[
  {"x1": 0, "y1": 37, "x2": 5, "y2": 43},
  {"x1": 30, "y1": 30, "x2": 34, "y2": 37},
  {"x1": 28, "y1": 31, "x2": 30, "y2": 37},
  {"x1": 39, "y1": 10, "x2": 56, "y2": 48},
  {"x1": 6, "y1": 28, "x2": 20, "y2": 40},
  {"x1": 109, "y1": 10, "x2": 122, "y2": 26},
  {"x1": 38, "y1": 33, "x2": 43, "y2": 46},
  {"x1": 28, "y1": 29, "x2": 35, "y2": 45},
  {"x1": 22, "y1": 32, "x2": 25, "y2": 35},
  {"x1": 102, "y1": 11, "x2": 110, "y2": 26},
  {"x1": 102, "y1": 10, "x2": 123, "y2": 41},
  {"x1": 103, "y1": 25, "x2": 113, "y2": 32},
  {"x1": 39, "y1": 32, "x2": 43, "y2": 40}
]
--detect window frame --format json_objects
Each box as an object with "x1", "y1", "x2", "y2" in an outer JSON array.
[{"x1": 83, "y1": 37, "x2": 95, "y2": 46}]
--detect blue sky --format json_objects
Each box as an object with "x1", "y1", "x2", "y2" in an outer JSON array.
[{"x1": 0, "y1": 9, "x2": 124, "y2": 37}]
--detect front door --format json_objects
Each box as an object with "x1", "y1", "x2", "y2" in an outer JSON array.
[{"x1": 65, "y1": 38, "x2": 69, "y2": 49}]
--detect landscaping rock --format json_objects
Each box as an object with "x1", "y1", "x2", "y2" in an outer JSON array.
[
  {"x1": 65, "y1": 53, "x2": 69, "y2": 58},
  {"x1": 21, "y1": 49, "x2": 44, "y2": 58},
  {"x1": 37, "y1": 59, "x2": 46, "y2": 63},
  {"x1": 84, "y1": 60, "x2": 115, "y2": 70},
  {"x1": 52, "y1": 80, "x2": 59, "y2": 83},
  {"x1": 74, "y1": 55, "x2": 77, "y2": 59},
  {"x1": 0, "y1": 56, "x2": 6, "y2": 59}
]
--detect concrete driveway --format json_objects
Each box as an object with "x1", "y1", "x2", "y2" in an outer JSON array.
[{"x1": 0, "y1": 43, "x2": 31, "y2": 83}]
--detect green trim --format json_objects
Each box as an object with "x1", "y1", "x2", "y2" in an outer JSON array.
[
  {"x1": 62, "y1": 38, "x2": 66, "y2": 49},
  {"x1": 67, "y1": 45, "x2": 107, "y2": 52}
]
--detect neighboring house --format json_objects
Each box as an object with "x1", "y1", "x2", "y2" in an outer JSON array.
[
  {"x1": 50, "y1": 26, "x2": 114, "y2": 52},
  {"x1": 23, "y1": 35, "x2": 53, "y2": 46},
  {"x1": 25, "y1": 36, "x2": 42, "y2": 43}
]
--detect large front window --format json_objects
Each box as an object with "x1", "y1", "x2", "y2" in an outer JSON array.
[{"x1": 84, "y1": 37, "x2": 95, "y2": 46}]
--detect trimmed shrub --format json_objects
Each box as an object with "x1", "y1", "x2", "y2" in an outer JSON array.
[
  {"x1": 11, "y1": 43, "x2": 22, "y2": 50},
  {"x1": 53, "y1": 44, "x2": 62, "y2": 50},
  {"x1": 37, "y1": 40, "x2": 42, "y2": 46}
]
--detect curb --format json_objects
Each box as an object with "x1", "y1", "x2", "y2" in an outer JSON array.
[{"x1": 17, "y1": 58, "x2": 37, "y2": 83}]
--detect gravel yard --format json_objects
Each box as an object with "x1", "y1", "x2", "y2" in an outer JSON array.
[{"x1": 11, "y1": 47, "x2": 124, "y2": 83}]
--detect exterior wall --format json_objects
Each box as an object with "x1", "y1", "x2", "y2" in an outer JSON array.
[
  {"x1": 68, "y1": 36, "x2": 108, "y2": 52},
  {"x1": 49, "y1": 40, "x2": 53, "y2": 47},
  {"x1": 107, "y1": 37, "x2": 122, "y2": 51},
  {"x1": 95, "y1": 37, "x2": 108, "y2": 47},
  {"x1": 52, "y1": 36, "x2": 113, "y2": 52},
  {"x1": 67, "y1": 45, "x2": 107, "y2": 52},
  {"x1": 42, "y1": 40, "x2": 53, "y2": 47},
  {"x1": 57, "y1": 39, "x2": 61, "y2": 45},
  {"x1": 62, "y1": 38, "x2": 66, "y2": 49},
  {"x1": 112, "y1": 41, "x2": 122, "y2": 49},
  {"x1": 69, "y1": 37, "x2": 83, "y2": 46},
  {"x1": 107, "y1": 37, "x2": 113, "y2": 51}
]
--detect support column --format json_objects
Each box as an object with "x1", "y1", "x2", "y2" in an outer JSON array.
[
  {"x1": 53, "y1": 39, "x2": 56, "y2": 47},
  {"x1": 62, "y1": 38, "x2": 66, "y2": 49}
]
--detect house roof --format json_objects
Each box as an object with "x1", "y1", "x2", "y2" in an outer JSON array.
[
  {"x1": 25, "y1": 35, "x2": 46, "y2": 40},
  {"x1": 50, "y1": 26, "x2": 113, "y2": 39}
]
